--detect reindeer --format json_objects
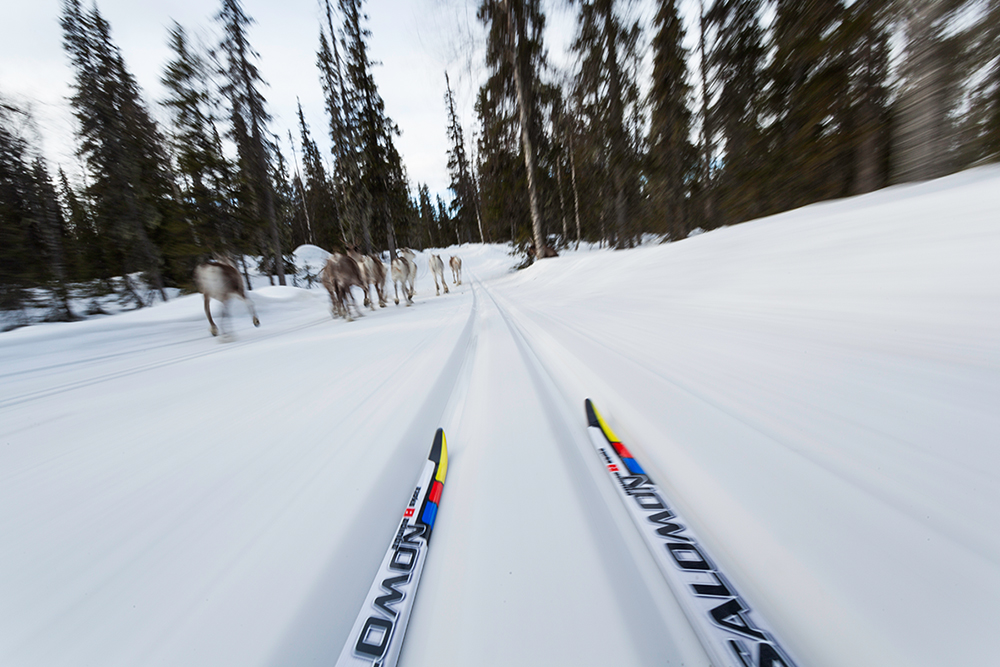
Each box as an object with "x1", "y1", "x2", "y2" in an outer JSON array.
[
  {"x1": 449, "y1": 255, "x2": 462, "y2": 285},
  {"x1": 527, "y1": 244, "x2": 559, "y2": 259},
  {"x1": 346, "y1": 246, "x2": 382, "y2": 310},
  {"x1": 366, "y1": 253, "x2": 388, "y2": 307},
  {"x1": 391, "y1": 248, "x2": 417, "y2": 305},
  {"x1": 429, "y1": 254, "x2": 449, "y2": 295},
  {"x1": 194, "y1": 259, "x2": 260, "y2": 337},
  {"x1": 321, "y1": 252, "x2": 367, "y2": 321}
]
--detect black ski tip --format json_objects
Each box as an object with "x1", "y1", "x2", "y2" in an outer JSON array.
[
  {"x1": 585, "y1": 398, "x2": 600, "y2": 428},
  {"x1": 428, "y1": 427, "x2": 445, "y2": 465}
]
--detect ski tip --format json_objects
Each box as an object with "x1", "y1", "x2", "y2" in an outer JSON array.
[
  {"x1": 585, "y1": 398, "x2": 600, "y2": 427},
  {"x1": 585, "y1": 398, "x2": 621, "y2": 443},
  {"x1": 429, "y1": 428, "x2": 448, "y2": 484}
]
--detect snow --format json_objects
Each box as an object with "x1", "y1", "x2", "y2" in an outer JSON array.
[{"x1": 2, "y1": 166, "x2": 1000, "y2": 666}]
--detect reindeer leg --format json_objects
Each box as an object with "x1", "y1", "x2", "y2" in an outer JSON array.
[
  {"x1": 241, "y1": 295, "x2": 260, "y2": 327},
  {"x1": 204, "y1": 294, "x2": 218, "y2": 336}
]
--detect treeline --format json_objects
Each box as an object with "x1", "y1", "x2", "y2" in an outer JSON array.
[
  {"x1": 474, "y1": 0, "x2": 1000, "y2": 253},
  {"x1": 1, "y1": 0, "x2": 434, "y2": 321},
  {"x1": 3, "y1": 0, "x2": 1000, "y2": 322}
]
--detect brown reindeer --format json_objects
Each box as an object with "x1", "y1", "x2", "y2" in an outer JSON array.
[
  {"x1": 346, "y1": 246, "x2": 388, "y2": 308},
  {"x1": 527, "y1": 244, "x2": 559, "y2": 259},
  {"x1": 391, "y1": 248, "x2": 417, "y2": 305},
  {"x1": 449, "y1": 255, "x2": 462, "y2": 285},
  {"x1": 429, "y1": 254, "x2": 448, "y2": 295},
  {"x1": 366, "y1": 253, "x2": 388, "y2": 307},
  {"x1": 321, "y1": 252, "x2": 367, "y2": 321},
  {"x1": 194, "y1": 259, "x2": 260, "y2": 337}
]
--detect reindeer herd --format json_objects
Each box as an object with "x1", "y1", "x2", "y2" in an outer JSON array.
[{"x1": 194, "y1": 249, "x2": 463, "y2": 336}]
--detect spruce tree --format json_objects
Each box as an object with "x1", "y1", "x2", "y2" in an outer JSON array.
[
  {"x1": 843, "y1": 0, "x2": 892, "y2": 194},
  {"x1": 766, "y1": 0, "x2": 851, "y2": 213},
  {"x1": 706, "y1": 0, "x2": 767, "y2": 224},
  {"x1": 29, "y1": 158, "x2": 76, "y2": 320},
  {"x1": 161, "y1": 22, "x2": 237, "y2": 262},
  {"x1": 337, "y1": 0, "x2": 410, "y2": 257},
  {"x1": 296, "y1": 101, "x2": 341, "y2": 250},
  {"x1": 216, "y1": 0, "x2": 285, "y2": 284},
  {"x1": 61, "y1": 0, "x2": 174, "y2": 302},
  {"x1": 0, "y1": 102, "x2": 36, "y2": 315},
  {"x1": 648, "y1": 0, "x2": 695, "y2": 239},
  {"x1": 444, "y1": 72, "x2": 482, "y2": 244},
  {"x1": 479, "y1": 0, "x2": 550, "y2": 258},
  {"x1": 964, "y1": 0, "x2": 1000, "y2": 164},
  {"x1": 571, "y1": 0, "x2": 643, "y2": 248},
  {"x1": 317, "y1": 0, "x2": 364, "y2": 250},
  {"x1": 893, "y1": 0, "x2": 970, "y2": 183}
]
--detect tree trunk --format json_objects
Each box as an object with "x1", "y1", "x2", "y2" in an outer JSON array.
[
  {"x1": 505, "y1": 0, "x2": 545, "y2": 260},
  {"x1": 569, "y1": 132, "x2": 582, "y2": 248},
  {"x1": 698, "y1": 0, "x2": 715, "y2": 227},
  {"x1": 556, "y1": 154, "x2": 568, "y2": 246},
  {"x1": 893, "y1": 0, "x2": 953, "y2": 183}
]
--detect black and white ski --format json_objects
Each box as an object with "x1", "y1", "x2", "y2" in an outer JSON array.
[
  {"x1": 335, "y1": 428, "x2": 448, "y2": 667},
  {"x1": 585, "y1": 399, "x2": 799, "y2": 667}
]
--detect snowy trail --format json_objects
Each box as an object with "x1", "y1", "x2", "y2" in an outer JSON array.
[
  {"x1": 3, "y1": 168, "x2": 1000, "y2": 667},
  {"x1": 479, "y1": 176, "x2": 1000, "y2": 666},
  {"x1": 401, "y1": 274, "x2": 710, "y2": 666},
  {"x1": 0, "y1": 278, "x2": 481, "y2": 667}
]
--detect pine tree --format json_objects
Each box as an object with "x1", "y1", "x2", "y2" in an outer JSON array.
[
  {"x1": 216, "y1": 0, "x2": 285, "y2": 284},
  {"x1": 58, "y1": 168, "x2": 97, "y2": 283},
  {"x1": 61, "y1": 0, "x2": 174, "y2": 303},
  {"x1": 475, "y1": 81, "x2": 530, "y2": 244},
  {"x1": 766, "y1": 0, "x2": 851, "y2": 213},
  {"x1": 706, "y1": 0, "x2": 767, "y2": 224},
  {"x1": 647, "y1": 0, "x2": 695, "y2": 239},
  {"x1": 444, "y1": 72, "x2": 483, "y2": 244},
  {"x1": 0, "y1": 101, "x2": 37, "y2": 315},
  {"x1": 571, "y1": 0, "x2": 643, "y2": 248},
  {"x1": 843, "y1": 0, "x2": 892, "y2": 194},
  {"x1": 161, "y1": 22, "x2": 236, "y2": 260},
  {"x1": 317, "y1": 0, "x2": 363, "y2": 250},
  {"x1": 963, "y1": 0, "x2": 1000, "y2": 164},
  {"x1": 335, "y1": 0, "x2": 411, "y2": 257},
  {"x1": 893, "y1": 0, "x2": 971, "y2": 183},
  {"x1": 29, "y1": 158, "x2": 76, "y2": 320},
  {"x1": 479, "y1": 0, "x2": 550, "y2": 258},
  {"x1": 295, "y1": 101, "x2": 340, "y2": 250}
]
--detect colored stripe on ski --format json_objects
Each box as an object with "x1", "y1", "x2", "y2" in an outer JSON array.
[
  {"x1": 335, "y1": 428, "x2": 448, "y2": 667},
  {"x1": 585, "y1": 399, "x2": 799, "y2": 667}
]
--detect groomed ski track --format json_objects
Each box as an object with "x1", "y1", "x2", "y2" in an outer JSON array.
[
  {"x1": 4, "y1": 167, "x2": 1000, "y2": 667},
  {"x1": 0, "y1": 252, "x2": 714, "y2": 667}
]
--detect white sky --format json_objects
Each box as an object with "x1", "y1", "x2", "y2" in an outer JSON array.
[{"x1": 0, "y1": 0, "x2": 689, "y2": 200}]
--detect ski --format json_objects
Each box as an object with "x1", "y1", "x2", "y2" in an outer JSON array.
[
  {"x1": 585, "y1": 399, "x2": 799, "y2": 667},
  {"x1": 335, "y1": 428, "x2": 448, "y2": 667}
]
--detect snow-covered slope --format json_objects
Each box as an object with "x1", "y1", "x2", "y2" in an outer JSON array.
[{"x1": 1, "y1": 167, "x2": 998, "y2": 666}]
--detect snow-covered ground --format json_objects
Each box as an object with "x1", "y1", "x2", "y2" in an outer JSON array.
[{"x1": 2, "y1": 167, "x2": 999, "y2": 666}]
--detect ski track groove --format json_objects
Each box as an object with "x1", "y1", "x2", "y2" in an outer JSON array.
[
  {"x1": 497, "y1": 298, "x2": 1000, "y2": 568},
  {"x1": 465, "y1": 273, "x2": 713, "y2": 667},
  {"x1": 0, "y1": 315, "x2": 332, "y2": 411}
]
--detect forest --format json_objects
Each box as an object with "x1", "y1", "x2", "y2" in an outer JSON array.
[{"x1": 1, "y1": 0, "x2": 998, "y2": 324}]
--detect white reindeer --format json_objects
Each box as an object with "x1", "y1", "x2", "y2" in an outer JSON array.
[
  {"x1": 429, "y1": 254, "x2": 449, "y2": 295},
  {"x1": 194, "y1": 259, "x2": 260, "y2": 337},
  {"x1": 449, "y1": 255, "x2": 462, "y2": 285},
  {"x1": 391, "y1": 248, "x2": 417, "y2": 305}
]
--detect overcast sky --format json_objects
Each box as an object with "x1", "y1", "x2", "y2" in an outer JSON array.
[{"x1": 1, "y1": 0, "x2": 683, "y2": 200}]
